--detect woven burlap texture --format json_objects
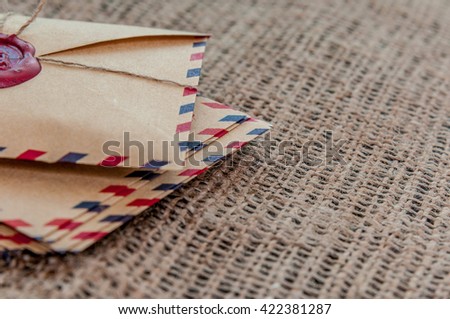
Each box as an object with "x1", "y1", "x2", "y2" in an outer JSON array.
[{"x1": 0, "y1": 0, "x2": 449, "y2": 298}]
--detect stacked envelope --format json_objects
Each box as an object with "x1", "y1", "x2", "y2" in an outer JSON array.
[{"x1": 0, "y1": 15, "x2": 270, "y2": 254}]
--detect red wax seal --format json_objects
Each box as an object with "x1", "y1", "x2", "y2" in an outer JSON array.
[{"x1": 0, "y1": 33, "x2": 41, "y2": 88}]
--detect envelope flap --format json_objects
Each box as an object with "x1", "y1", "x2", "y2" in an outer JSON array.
[{"x1": 1, "y1": 15, "x2": 206, "y2": 56}]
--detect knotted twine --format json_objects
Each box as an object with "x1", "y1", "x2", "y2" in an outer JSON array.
[{"x1": 0, "y1": 0, "x2": 196, "y2": 89}]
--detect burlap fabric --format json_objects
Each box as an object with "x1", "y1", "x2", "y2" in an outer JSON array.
[{"x1": 0, "y1": 0, "x2": 449, "y2": 298}]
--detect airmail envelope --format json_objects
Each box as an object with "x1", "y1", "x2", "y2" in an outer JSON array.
[
  {"x1": 0, "y1": 15, "x2": 271, "y2": 254},
  {"x1": 0, "y1": 15, "x2": 210, "y2": 169}
]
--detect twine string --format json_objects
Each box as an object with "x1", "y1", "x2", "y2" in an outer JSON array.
[
  {"x1": 0, "y1": 0, "x2": 46, "y2": 35},
  {"x1": 3, "y1": 0, "x2": 195, "y2": 89},
  {"x1": 16, "y1": 0, "x2": 46, "y2": 36},
  {"x1": 39, "y1": 57, "x2": 195, "y2": 89}
]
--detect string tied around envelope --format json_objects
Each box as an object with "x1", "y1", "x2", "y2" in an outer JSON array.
[
  {"x1": 0, "y1": 0, "x2": 198, "y2": 89},
  {"x1": 0, "y1": 0, "x2": 46, "y2": 35},
  {"x1": 16, "y1": 0, "x2": 47, "y2": 36},
  {"x1": 38, "y1": 57, "x2": 198, "y2": 88}
]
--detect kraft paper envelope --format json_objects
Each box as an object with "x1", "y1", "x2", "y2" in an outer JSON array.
[
  {"x1": 0, "y1": 15, "x2": 210, "y2": 169},
  {"x1": 0, "y1": 96, "x2": 254, "y2": 241},
  {"x1": 0, "y1": 97, "x2": 271, "y2": 254},
  {"x1": 0, "y1": 15, "x2": 272, "y2": 254},
  {"x1": 0, "y1": 118, "x2": 271, "y2": 254}
]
